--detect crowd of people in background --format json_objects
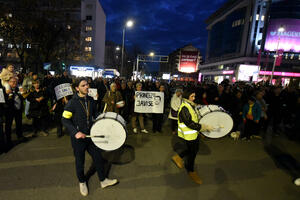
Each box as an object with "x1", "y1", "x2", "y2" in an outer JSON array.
[{"x1": 0, "y1": 63, "x2": 300, "y2": 153}]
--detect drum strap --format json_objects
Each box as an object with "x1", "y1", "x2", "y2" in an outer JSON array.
[{"x1": 79, "y1": 98, "x2": 90, "y2": 127}]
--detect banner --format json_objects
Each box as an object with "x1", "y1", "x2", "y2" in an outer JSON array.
[
  {"x1": 0, "y1": 88, "x2": 5, "y2": 103},
  {"x1": 134, "y1": 91, "x2": 164, "y2": 113},
  {"x1": 179, "y1": 51, "x2": 198, "y2": 73},
  {"x1": 257, "y1": 49, "x2": 262, "y2": 66},
  {"x1": 265, "y1": 18, "x2": 300, "y2": 53},
  {"x1": 54, "y1": 83, "x2": 73, "y2": 100},
  {"x1": 88, "y1": 88, "x2": 98, "y2": 100},
  {"x1": 275, "y1": 49, "x2": 284, "y2": 66}
]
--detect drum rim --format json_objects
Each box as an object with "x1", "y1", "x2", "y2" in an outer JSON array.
[
  {"x1": 94, "y1": 112, "x2": 127, "y2": 133},
  {"x1": 199, "y1": 111, "x2": 233, "y2": 139}
]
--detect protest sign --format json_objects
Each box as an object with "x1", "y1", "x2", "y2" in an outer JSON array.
[
  {"x1": 0, "y1": 88, "x2": 5, "y2": 103},
  {"x1": 88, "y1": 88, "x2": 98, "y2": 100},
  {"x1": 54, "y1": 83, "x2": 73, "y2": 100},
  {"x1": 134, "y1": 91, "x2": 164, "y2": 113}
]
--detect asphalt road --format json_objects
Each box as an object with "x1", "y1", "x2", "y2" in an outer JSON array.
[{"x1": 0, "y1": 119, "x2": 299, "y2": 200}]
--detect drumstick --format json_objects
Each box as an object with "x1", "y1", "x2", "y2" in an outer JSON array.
[{"x1": 86, "y1": 135, "x2": 105, "y2": 138}]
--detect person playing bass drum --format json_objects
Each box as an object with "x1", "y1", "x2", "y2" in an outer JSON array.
[
  {"x1": 62, "y1": 78, "x2": 118, "y2": 196},
  {"x1": 172, "y1": 88, "x2": 213, "y2": 184}
]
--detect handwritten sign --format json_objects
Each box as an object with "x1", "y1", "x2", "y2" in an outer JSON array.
[
  {"x1": 54, "y1": 83, "x2": 73, "y2": 100},
  {"x1": 88, "y1": 88, "x2": 98, "y2": 100},
  {"x1": 0, "y1": 88, "x2": 5, "y2": 103},
  {"x1": 134, "y1": 91, "x2": 164, "y2": 113}
]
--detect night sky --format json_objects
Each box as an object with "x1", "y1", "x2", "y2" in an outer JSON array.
[{"x1": 100, "y1": 0, "x2": 227, "y2": 72}]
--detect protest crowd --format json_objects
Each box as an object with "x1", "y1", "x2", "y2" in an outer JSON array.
[{"x1": 0, "y1": 63, "x2": 300, "y2": 154}]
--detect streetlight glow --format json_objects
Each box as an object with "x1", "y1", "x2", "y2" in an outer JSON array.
[
  {"x1": 149, "y1": 52, "x2": 155, "y2": 57},
  {"x1": 116, "y1": 46, "x2": 120, "y2": 51},
  {"x1": 126, "y1": 20, "x2": 134, "y2": 28},
  {"x1": 121, "y1": 19, "x2": 134, "y2": 77},
  {"x1": 278, "y1": 26, "x2": 285, "y2": 33}
]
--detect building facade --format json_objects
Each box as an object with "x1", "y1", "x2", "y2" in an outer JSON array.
[
  {"x1": 201, "y1": 0, "x2": 300, "y2": 84},
  {"x1": 0, "y1": 0, "x2": 106, "y2": 72},
  {"x1": 160, "y1": 44, "x2": 202, "y2": 80},
  {"x1": 81, "y1": 0, "x2": 106, "y2": 67}
]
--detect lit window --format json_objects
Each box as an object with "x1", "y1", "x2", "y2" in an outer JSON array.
[
  {"x1": 85, "y1": 37, "x2": 92, "y2": 42},
  {"x1": 85, "y1": 47, "x2": 92, "y2": 52},
  {"x1": 86, "y1": 26, "x2": 92, "y2": 31},
  {"x1": 8, "y1": 44, "x2": 13, "y2": 48},
  {"x1": 256, "y1": 14, "x2": 259, "y2": 21},
  {"x1": 26, "y1": 44, "x2": 31, "y2": 48},
  {"x1": 0, "y1": 38, "x2": 3, "y2": 42},
  {"x1": 261, "y1": 15, "x2": 265, "y2": 21},
  {"x1": 67, "y1": 25, "x2": 71, "y2": 30},
  {"x1": 237, "y1": 19, "x2": 241, "y2": 26}
]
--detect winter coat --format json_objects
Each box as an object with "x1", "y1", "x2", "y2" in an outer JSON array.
[
  {"x1": 62, "y1": 93, "x2": 98, "y2": 137},
  {"x1": 102, "y1": 90, "x2": 123, "y2": 113},
  {"x1": 27, "y1": 89, "x2": 49, "y2": 118}
]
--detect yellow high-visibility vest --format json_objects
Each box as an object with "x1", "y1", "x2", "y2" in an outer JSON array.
[{"x1": 177, "y1": 101, "x2": 199, "y2": 141}]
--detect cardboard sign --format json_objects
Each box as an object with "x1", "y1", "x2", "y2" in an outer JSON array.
[
  {"x1": 0, "y1": 88, "x2": 5, "y2": 103},
  {"x1": 134, "y1": 91, "x2": 164, "y2": 113},
  {"x1": 54, "y1": 83, "x2": 73, "y2": 100},
  {"x1": 88, "y1": 88, "x2": 98, "y2": 100}
]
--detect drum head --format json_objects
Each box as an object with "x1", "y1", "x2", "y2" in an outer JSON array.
[
  {"x1": 91, "y1": 115, "x2": 126, "y2": 151},
  {"x1": 199, "y1": 112, "x2": 233, "y2": 138}
]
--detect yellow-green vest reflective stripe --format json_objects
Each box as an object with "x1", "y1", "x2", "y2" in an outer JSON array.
[{"x1": 177, "y1": 101, "x2": 199, "y2": 141}]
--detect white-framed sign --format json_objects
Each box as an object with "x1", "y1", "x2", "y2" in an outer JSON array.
[
  {"x1": 54, "y1": 83, "x2": 73, "y2": 100},
  {"x1": 0, "y1": 88, "x2": 5, "y2": 103},
  {"x1": 88, "y1": 88, "x2": 98, "y2": 100},
  {"x1": 134, "y1": 91, "x2": 164, "y2": 113}
]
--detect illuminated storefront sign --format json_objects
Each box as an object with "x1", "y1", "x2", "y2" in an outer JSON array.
[
  {"x1": 237, "y1": 65, "x2": 260, "y2": 81},
  {"x1": 179, "y1": 51, "x2": 198, "y2": 73},
  {"x1": 265, "y1": 19, "x2": 300, "y2": 53},
  {"x1": 259, "y1": 71, "x2": 300, "y2": 77}
]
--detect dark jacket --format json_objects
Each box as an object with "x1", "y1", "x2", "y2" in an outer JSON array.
[
  {"x1": 5, "y1": 87, "x2": 24, "y2": 112},
  {"x1": 178, "y1": 101, "x2": 202, "y2": 131},
  {"x1": 62, "y1": 93, "x2": 98, "y2": 137},
  {"x1": 27, "y1": 89, "x2": 49, "y2": 118},
  {"x1": 242, "y1": 102, "x2": 261, "y2": 121}
]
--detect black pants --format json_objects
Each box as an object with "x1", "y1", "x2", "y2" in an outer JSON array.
[
  {"x1": 0, "y1": 116, "x2": 4, "y2": 152},
  {"x1": 170, "y1": 119, "x2": 178, "y2": 132},
  {"x1": 5, "y1": 110, "x2": 23, "y2": 143},
  {"x1": 32, "y1": 116, "x2": 47, "y2": 133},
  {"x1": 152, "y1": 113, "x2": 164, "y2": 132},
  {"x1": 176, "y1": 137, "x2": 199, "y2": 172},
  {"x1": 71, "y1": 137, "x2": 106, "y2": 183},
  {"x1": 243, "y1": 120, "x2": 259, "y2": 139}
]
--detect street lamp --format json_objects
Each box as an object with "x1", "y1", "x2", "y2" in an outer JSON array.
[
  {"x1": 149, "y1": 52, "x2": 155, "y2": 57},
  {"x1": 121, "y1": 20, "x2": 134, "y2": 77},
  {"x1": 270, "y1": 25, "x2": 285, "y2": 84},
  {"x1": 116, "y1": 46, "x2": 120, "y2": 51}
]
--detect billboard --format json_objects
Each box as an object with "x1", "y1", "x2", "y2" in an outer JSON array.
[
  {"x1": 179, "y1": 51, "x2": 198, "y2": 73},
  {"x1": 265, "y1": 19, "x2": 300, "y2": 53},
  {"x1": 237, "y1": 64, "x2": 260, "y2": 82}
]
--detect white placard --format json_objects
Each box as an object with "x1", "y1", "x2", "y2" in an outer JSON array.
[
  {"x1": 0, "y1": 88, "x2": 5, "y2": 103},
  {"x1": 54, "y1": 83, "x2": 73, "y2": 100},
  {"x1": 134, "y1": 91, "x2": 164, "y2": 113},
  {"x1": 88, "y1": 88, "x2": 98, "y2": 100}
]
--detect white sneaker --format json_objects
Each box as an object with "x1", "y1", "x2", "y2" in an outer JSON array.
[
  {"x1": 141, "y1": 129, "x2": 148, "y2": 133},
  {"x1": 133, "y1": 128, "x2": 137, "y2": 133},
  {"x1": 79, "y1": 182, "x2": 88, "y2": 196},
  {"x1": 100, "y1": 178, "x2": 118, "y2": 189}
]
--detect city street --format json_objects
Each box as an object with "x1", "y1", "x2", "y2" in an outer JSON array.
[{"x1": 0, "y1": 120, "x2": 299, "y2": 200}]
